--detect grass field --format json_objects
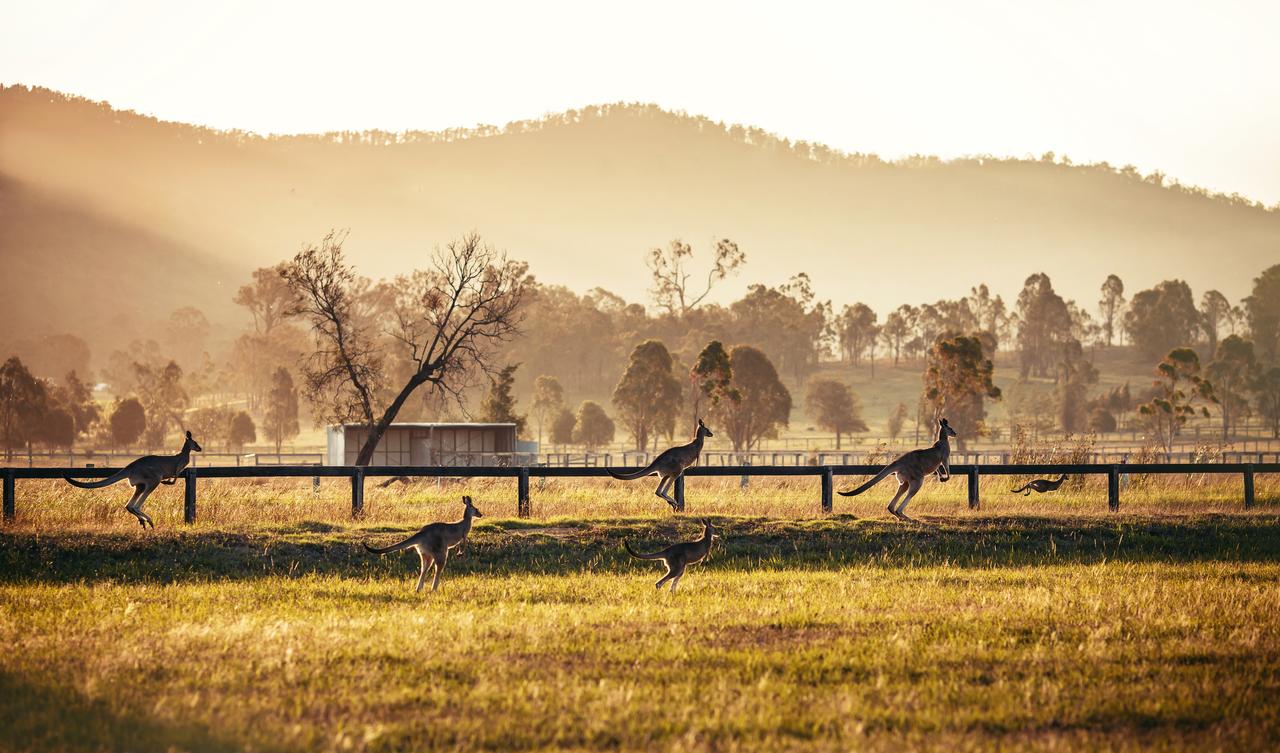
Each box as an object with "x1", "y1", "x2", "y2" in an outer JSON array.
[{"x1": 3, "y1": 484, "x2": 1280, "y2": 752}]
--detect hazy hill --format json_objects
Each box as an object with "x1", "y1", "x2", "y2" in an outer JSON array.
[{"x1": 3, "y1": 85, "x2": 1279, "y2": 365}]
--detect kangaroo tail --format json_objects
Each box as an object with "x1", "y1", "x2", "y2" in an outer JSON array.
[
  {"x1": 363, "y1": 536, "x2": 417, "y2": 555},
  {"x1": 837, "y1": 463, "x2": 898, "y2": 496},
  {"x1": 607, "y1": 459, "x2": 660, "y2": 481},
  {"x1": 624, "y1": 540, "x2": 663, "y2": 560},
  {"x1": 65, "y1": 468, "x2": 130, "y2": 489},
  {"x1": 1010, "y1": 482, "x2": 1032, "y2": 493}
]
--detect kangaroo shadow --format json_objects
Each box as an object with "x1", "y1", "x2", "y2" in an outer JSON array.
[{"x1": 0, "y1": 670, "x2": 292, "y2": 753}]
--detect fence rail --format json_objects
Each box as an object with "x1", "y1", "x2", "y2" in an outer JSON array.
[{"x1": 3, "y1": 461, "x2": 1277, "y2": 523}]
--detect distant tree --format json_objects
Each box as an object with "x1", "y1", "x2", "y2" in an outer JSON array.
[
  {"x1": 729, "y1": 274, "x2": 828, "y2": 384},
  {"x1": 187, "y1": 405, "x2": 233, "y2": 451},
  {"x1": 1016, "y1": 273, "x2": 1074, "y2": 377},
  {"x1": 58, "y1": 371, "x2": 100, "y2": 439},
  {"x1": 612, "y1": 340, "x2": 683, "y2": 452},
  {"x1": 283, "y1": 231, "x2": 527, "y2": 466},
  {"x1": 1253, "y1": 367, "x2": 1280, "y2": 438},
  {"x1": 1098, "y1": 274, "x2": 1126, "y2": 347},
  {"x1": 1245, "y1": 264, "x2": 1280, "y2": 364},
  {"x1": 479, "y1": 363, "x2": 527, "y2": 434},
  {"x1": 969, "y1": 284, "x2": 1009, "y2": 349},
  {"x1": 689, "y1": 341, "x2": 739, "y2": 423},
  {"x1": 1205, "y1": 335, "x2": 1257, "y2": 442},
  {"x1": 0, "y1": 357, "x2": 47, "y2": 459},
  {"x1": 804, "y1": 378, "x2": 868, "y2": 449},
  {"x1": 1055, "y1": 340, "x2": 1099, "y2": 433},
  {"x1": 1088, "y1": 405, "x2": 1117, "y2": 433},
  {"x1": 530, "y1": 375, "x2": 565, "y2": 447},
  {"x1": 880, "y1": 306, "x2": 914, "y2": 366},
  {"x1": 714, "y1": 345, "x2": 792, "y2": 452},
  {"x1": 922, "y1": 334, "x2": 1002, "y2": 450},
  {"x1": 109, "y1": 398, "x2": 147, "y2": 449},
  {"x1": 1199, "y1": 290, "x2": 1232, "y2": 354},
  {"x1": 36, "y1": 405, "x2": 77, "y2": 450},
  {"x1": 550, "y1": 406, "x2": 576, "y2": 448},
  {"x1": 234, "y1": 264, "x2": 295, "y2": 336},
  {"x1": 134, "y1": 360, "x2": 189, "y2": 447},
  {"x1": 1124, "y1": 280, "x2": 1201, "y2": 359},
  {"x1": 228, "y1": 411, "x2": 257, "y2": 452},
  {"x1": 263, "y1": 367, "x2": 301, "y2": 453},
  {"x1": 1138, "y1": 348, "x2": 1215, "y2": 453},
  {"x1": 572, "y1": 400, "x2": 615, "y2": 450},
  {"x1": 837, "y1": 303, "x2": 877, "y2": 366},
  {"x1": 887, "y1": 402, "x2": 909, "y2": 442},
  {"x1": 646, "y1": 238, "x2": 745, "y2": 317}
]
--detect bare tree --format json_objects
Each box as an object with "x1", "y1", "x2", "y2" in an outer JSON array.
[
  {"x1": 646, "y1": 238, "x2": 745, "y2": 317},
  {"x1": 283, "y1": 231, "x2": 527, "y2": 466}
]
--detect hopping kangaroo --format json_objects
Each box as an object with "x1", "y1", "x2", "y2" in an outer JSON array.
[
  {"x1": 838, "y1": 418, "x2": 958, "y2": 520},
  {"x1": 1011, "y1": 475, "x2": 1068, "y2": 496},
  {"x1": 624, "y1": 518, "x2": 718, "y2": 593},
  {"x1": 607, "y1": 419, "x2": 713, "y2": 510},
  {"x1": 364, "y1": 496, "x2": 482, "y2": 593},
  {"x1": 65, "y1": 431, "x2": 202, "y2": 528}
]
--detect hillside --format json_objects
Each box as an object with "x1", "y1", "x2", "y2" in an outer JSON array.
[{"x1": 3, "y1": 85, "x2": 1279, "y2": 363}]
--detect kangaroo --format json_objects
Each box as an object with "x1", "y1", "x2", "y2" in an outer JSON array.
[
  {"x1": 65, "y1": 431, "x2": 202, "y2": 528},
  {"x1": 1011, "y1": 474, "x2": 1068, "y2": 496},
  {"x1": 607, "y1": 418, "x2": 713, "y2": 510},
  {"x1": 364, "y1": 495, "x2": 483, "y2": 593},
  {"x1": 624, "y1": 518, "x2": 718, "y2": 592},
  {"x1": 838, "y1": 418, "x2": 958, "y2": 521}
]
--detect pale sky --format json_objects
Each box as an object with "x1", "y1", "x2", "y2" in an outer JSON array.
[{"x1": 3, "y1": 0, "x2": 1280, "y2": 205}]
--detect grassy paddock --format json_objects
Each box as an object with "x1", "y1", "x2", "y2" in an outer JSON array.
[
  {"x1": 2, "y1": 515, "x2": 1279, "y2": 752},
  {"x1": 4, "y1": 472, "x2": 1278, "y2": 531}
]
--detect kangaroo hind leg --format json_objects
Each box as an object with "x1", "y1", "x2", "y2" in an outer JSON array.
[
  {"x1": 124, "y1": 484, "x2": 147, "y2": 528},
  {"x1": 895, "y1": 478, "x2": 924, "y2": 520},
  {"x1": 655, "y1": 476, "x2": 679, "y2": 510},
  {"x1": 430, "y1": 548, "x2": 449, "y2": 592}
]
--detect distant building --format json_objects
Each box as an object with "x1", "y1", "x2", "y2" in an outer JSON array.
[{"x1": 325, "y1": 423, "x2": 535, "y2": 466}]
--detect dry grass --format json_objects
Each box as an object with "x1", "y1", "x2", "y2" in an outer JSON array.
[{"x1": 4, "y1": 472, "x2": 1276, "y2": 532}]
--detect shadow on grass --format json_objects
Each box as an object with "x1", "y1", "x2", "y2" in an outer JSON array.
[
  {"x1": 2, "y1": 514, "x2": 1279, "y2": 585},
  {"x1": 0, "y1": 670, "x2": 286, "y2": 753}
]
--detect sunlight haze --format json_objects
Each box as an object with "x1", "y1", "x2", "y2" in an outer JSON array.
[{"x1": 3, "y1": 0, "x2": 1279, "y2": 205}]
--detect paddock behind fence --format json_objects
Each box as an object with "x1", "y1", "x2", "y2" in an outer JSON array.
[{"x1": 3, "y1": 462, "x2": 1276, "y2": 523}]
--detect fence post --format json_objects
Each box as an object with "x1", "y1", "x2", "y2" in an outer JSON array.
[
  {"x1": 518, "y1": 467, "x2": 531, "y2": 518},
  {"x1": 966, "y1": 467, "x2": 980, "y2": 510},
  {"x1": 351, "y1": 467, "x2": 365, "y2": 518},
  {"x1": 3, "y1": 470, "x2": 14, "y2": 522},
  {"x1": 1108, "y1": 465, "x2": 1120, "y2": 512},
  {"x1": 674, "y1": 475, "x2": 686, "y2": 513},
  {"x1": 821, "y1": 467, "x2": 833, "y2": 514},
  {"x1": 183, "y1": 468, "x2": 197, "y2": 524},
  {"x1": 1243, "y1": 464, "x2": 1255, "y2": 510}
]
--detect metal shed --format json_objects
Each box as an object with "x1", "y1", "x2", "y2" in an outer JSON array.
[{"x1": 325, "y1": 423, "x2": 525, "y2": 466}]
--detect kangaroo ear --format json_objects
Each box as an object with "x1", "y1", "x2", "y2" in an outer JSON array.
[{"x1": 186, "y1": 430, "x2": 192, "y2": 439}]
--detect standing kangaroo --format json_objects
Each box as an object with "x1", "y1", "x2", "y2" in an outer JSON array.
[
  {"x1": 65, "y1": 431, "x2": 202, "y2": 528},
  {"x1": 364, "y1": 495, "x2": 483, "y2": 593},
  {"x1": 1011, "y1": 475, "x2": 1068, "y2": 496},
  {"x1": 838, "y1": 418, "x2": 958, "y2": 521},
  {"x1": 607, "y1": 419, "x2": 713, "y2": 510},
  {"x1": 624, "y1": 518, "x2": 718, "y2": 592}
]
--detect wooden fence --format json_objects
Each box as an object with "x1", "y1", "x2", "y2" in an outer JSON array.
[{"x1": 3, "y1": 462, "x2": 1276, "y2": 523}]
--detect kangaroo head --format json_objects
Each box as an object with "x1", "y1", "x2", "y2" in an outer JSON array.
[
  {"x1": 701, "y1": 517, "x2": 718, "y2": 538},
  {"x1": 185, "y1": 430, "x2": 203, "y2": 453},
  {"x1": 938, "y1": 418, "x2": 958, "y2": 439},
  {"x1": 697, "y1": 418, "x2": 714, "y2": 438},
  {"x1": 463, "y1": 495, "x2": 483, "y2": 518}
]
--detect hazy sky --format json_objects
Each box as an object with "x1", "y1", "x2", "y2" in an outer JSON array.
[{"x1": 4, "y1": 0, "x2": 1279, "y2": 205}]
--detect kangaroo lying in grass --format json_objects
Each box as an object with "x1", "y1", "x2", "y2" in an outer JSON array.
[
  {"x1": 607, "y1": 418, "x2": 712, "y2": 511},
  {"x1": 624, "y1": 518, "x2": 718, "y2": 592},
  {"x1": 838, "y1": 418, "x2": 957, "y2": 521},
  {"x1": 65, "y1": 431, "x2": 202, "y2": 528},
  {"x1": 1011, "y1": 475, "x2": 1068, "y2": 496},
  {"x1": 364, "y1": 495, "x2": 482, "y2": 593}
]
